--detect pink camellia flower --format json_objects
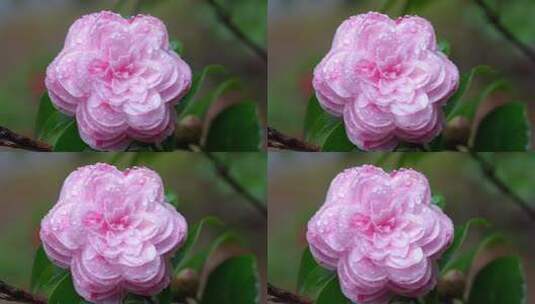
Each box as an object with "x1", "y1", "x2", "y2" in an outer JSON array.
[
  {"x1": 45, "y1": 11, "x2": 192, "y2": 151},
  {"x1": 313, "y1": 12, "x2": 459, "y2": 151},
  {"x1": 306, "y1": 165, "x2": 453, "y2": 303},
  {"x1": 40, "y1": 163, "x2": 188, "y2": 303}
]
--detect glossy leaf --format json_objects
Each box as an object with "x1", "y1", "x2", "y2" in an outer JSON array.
[
  {"x1": 181, "y1": 231, "x2": 240, "y2": 272},
  {"x1": 172, "y1": 216, "x2": 223, "y2": 272},
  {"x1": 468, "y1": 256, "x2": 526, "y2": 304},
  {"x1": 438, "y1": 39, "x2": 451, "y2": 56},
  {"x1": 176, "y1": 65, "x2": 227, "y2": 117},
  {"x1": 473, "y1": 102, "x2": 530, "y2": 151},
  {"x1": 304, "y1": 96, "x2": 355, "y2": 151},
  {"x1": 316, "y1": 278, "x2": 351, "y2": 304},
  {"x1": 35, "y1": 93, "x2": 56, "y2": 136},
  {"x1": 431, "y1": 194, "x2": 446, "y2": 210},
  {"x1": 444, "y1": 65, "x2": 493, "y2": 120},
  {"x1": 165, "y1": 191, "x2": 179, "y2": 209},
  {"x1": 439, "y1": 218, "x2": 489, "y2": 272},
  {"x1": 321, "y1": 123, "x2": 354, "y2": 152},
  {"x1": 170, "y1": 39, "x2": 184, "y2": 55},
  {"x1": 456, "y1": 79, "x2": 509, "y2": 120},
  {"x1": 200, "y1": 255, "x2": 260, "y2": 304},
  {"x1": 205, "y1": 101, "x2": 261, "y2": 151},
  {"x1": 30, "y1": 246, "x2": 67, "y2": 294},
  {"x1": 446, "y1": 233, "x2": 507, "y2": 273},
  {"x1": 48, "y1": 273, "x2": 85, "y2": 304},
  {"x1": 53, "y1": 121, "x2": 88, "y2": 152},
  {"x1": 297, "y1": 247, "x2": 335, "y2": 299}
]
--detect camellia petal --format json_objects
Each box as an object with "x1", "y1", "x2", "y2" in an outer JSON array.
[
  {"x1": 39, "y1": 164, "x2": 188, "y2": 304},
  {"x1": 45, "y1": 11, "x2": 192, "y2": 151},
  {"x1": 306, "y1": 165, "x2": 453, "y2": 303},
  {"x1": 313, "y1": 12, "x2": 459, "y2": 151}
]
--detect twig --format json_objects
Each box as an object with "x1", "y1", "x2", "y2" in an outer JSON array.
[
  {"x1": 204, "y1": 0, "x2": 267, "y2": 62},
  {"x1": 268, "y1": 283, "x2": 312, "y2": 304},
  {"x1": 0, "y1": 280, "x2": 46, "y2": 304},
  {"x1": 267, "y1": 127, "x2": 319, "y2": 152},
  {"x1": 473, "y1": 0, "x2": 535, "y2": 65},
  {"x1": 202, "y1": 151, "x2": 267, "y2": 217},
  {"x1": 469, "y1": 151, "x2": 535, "y2": 221},
  {"x1": 0, "y1": 126, "x2": 52, "y2": 152}
]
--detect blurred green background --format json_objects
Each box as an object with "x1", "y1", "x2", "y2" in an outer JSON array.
[
  {"x1": 268, "y1": 152, "x2": 535, "y2": 300},
  {"x1": 0, "y1": 0, "x2": 266, "y2": 136},
  {"x1": 0, "y1": 152, "x2": 267, "y2": 300},
  {"x1": 268, "y1": 0, "x2": 535, "y2": 146}
]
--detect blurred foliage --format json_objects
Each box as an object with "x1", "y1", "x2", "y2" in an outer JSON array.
[
  {"x1": 268, "y1": 152, "x2": 535, "y2": 300},
  {"x1": 0, "y1": 152, "x2": 266, "y2": 297},
  {"x1": 0, "y1": 0, "x2": 267, "y2": 140},
  {"x1": 268, "y1": 0, "x2": 535, "y2": 145}
]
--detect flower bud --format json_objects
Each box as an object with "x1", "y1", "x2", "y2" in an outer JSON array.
[
  {"x1": 437, "y1": 269, "x2": 466, "y2": 299},
  {"x1": 171, "y1": 268, "x2": 200, "y2": 299},
  {"x1": 175, "y1": 115, "x2": 203, "y2": 146},
  {"x1": 443, "y1": 117, "x2": 471, "y2": 149}
]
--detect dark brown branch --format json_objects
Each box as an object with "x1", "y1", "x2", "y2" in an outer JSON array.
[
  {"x1": 268, "y1": 283, "x2": 312, "y2": 304},
  {"x1": 202, "y1": 151, "x2": 267, "y2": 217},
  {"x1": 473, "y1": 0, "x2": 535, "y2": 65},
  {"x1": 267, "y1": 127, "x2": 319, "y2": 152},
  {"x1": 0, "y1": 280, "x2": 46, "y2": 304},
  {"x1": 0, "y1": 126, "x2": 52, "y2": 152},
  {"x1": 470, "y1": 151, "x2": 535, "y2": 221},
  {"x1": 204, "y1": 0, "x2": 267, "y2": 62}
]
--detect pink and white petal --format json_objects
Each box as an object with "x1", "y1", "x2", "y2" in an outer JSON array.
[
  {"x1": 312, "y1": 50, "x2": 353, "y2": 117},
  {"x1": 395, "y1": 16, "x2": 437, "y2": 54},
  {"x1": 306, "y1": 204, "x2": 359, "y2": 269},
  {"x1": 343, "y1": 100, "x2": 398, "y2": 151},
  {"x1": 129, "y1": 15, "x2": 170, "y2": 49}
]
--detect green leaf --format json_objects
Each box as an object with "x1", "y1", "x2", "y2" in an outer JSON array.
[
  {"x1": 304, "y1": 95, "x2": 355, "y2": 151},
  {"x1": 170, "y1": 39, "x2": 184, "y2": 55},
  {"x1": 35, "y1": 93, "x2": 56, "y2": 136},
  {"x1": 53, "y1": 121, "x2": 88, "y2": 152},
  {"x1": 446, "y1": 233, "x2": 507, "y2": 273},
  {"x1": 182, "y1": 231, "x2": 240, "y2": 272},
  {"x1": 176, "y1": 65, "x2": 227, "y2": 117},
  {"x1": 431, "y1": 194, "x2": 446, "y2": 209},
  {"x1": 438, "y1": 39, "x2": 451, "y2": 56},
  {"x1": 165, "y1": 191, "x2": 179, "y2": 209},
  {"x1": 201, "y1": 255, "x2": 260, "y2": 304},
  {"x1": 439, "y1": 218, "x2": 489, "y2": 272},
  {"x1": 404, "y1": 0, "x2": 434, "y2": 13},
  {"x1": 321, "y1": 123, "x2": 354, "y2": 152},
  {"x1": 473, "y1": 102, "x2": 531, "y2": 151},
  {"x1": 456, "y1": 79, "x2": 510, "y2": 120},
  {"x1": 468, "y1": 256, "x2": 526, "y2": 304},
  {"x1": 156, "y1": 288, "x2": 172, "y2": 304},
  {"x1": 444, "y1": 65, "x2": 494, "y2": 120},
  {"x1": 297, "y1": 247, "x2": 335, "y2": 299},
  {"x1": 172, "y1": 216, "x2": 223, "y2": 272},
  {"x1": 30, "y1": 246, "x2": 67, "y2": 294},
  {"x1": 48, "y1": 273, "x2": 84, "y2": 304},
  {"x1": 38, "y1": 112, "x2": 73, "y2": 142},
  {"x1": 316, "y1": 277, "x2": 351, "y2": 304},
  {"x1": 35, "y1": 92, "x2": 77, "y2": 146},
  {"x1": 205, "y1": 101, "x2": 261, "y2": 151}
]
